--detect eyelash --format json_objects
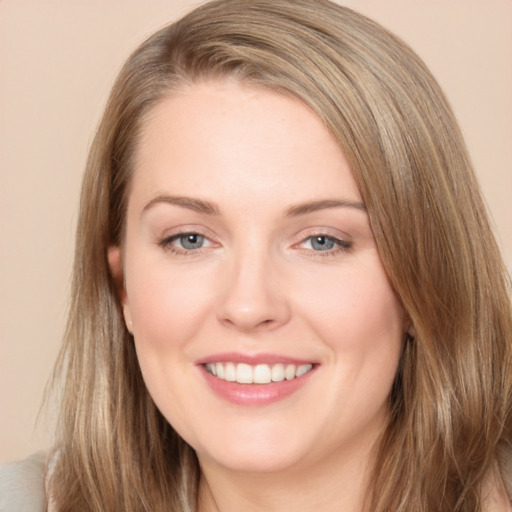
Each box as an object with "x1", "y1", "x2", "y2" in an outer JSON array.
[
  {"x1": 159, "y1": 232, "x2": 213, "y2": 256},
  {"x1": 158, "y1": 232, "x2": 353, "y2": 257},
  {"x1": 297, "y1": 234, "x2": 353, "y2": 258}
]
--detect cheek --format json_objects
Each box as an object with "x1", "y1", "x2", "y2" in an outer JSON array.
[
  {"x1": 310, "y1": 268, "x2": 404, "y2": 430},
  {"x1": 296, "y1": 260, "x2": 405, "y2": 401},
  {"x1": 125, "y1": 257, "x2": 214, "y2": 350},
  {"x1": 299, "y1": 262, "x2": 404, "y2": 348},
  {"x1": 124, "y1": 261, "x2": 213, "y2": 433}
]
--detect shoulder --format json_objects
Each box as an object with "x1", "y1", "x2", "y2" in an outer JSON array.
[{"x1": 0, "y1": 452, "x2": 47, "y2": 512}]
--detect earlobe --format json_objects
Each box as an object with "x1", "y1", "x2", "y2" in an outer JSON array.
[
  {"x1": 108, "y1": 246, "x2": 133, "y2": 334},
  {"x1": 107, "y1": 245, "x2": 126, "y2": 301},
  {"x1": 123, "y1": 303, "x2": 134, "y2": 335},
  {"x1": 403, "y1": 313, "x2": 415, "y2": 342}
]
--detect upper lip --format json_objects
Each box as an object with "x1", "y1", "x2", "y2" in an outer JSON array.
[{"x1": 195, "y1": 352, "x2": 317, "y2": 366}]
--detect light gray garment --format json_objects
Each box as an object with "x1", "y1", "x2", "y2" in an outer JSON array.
[{"x1": 0, "y1": 452, "x2": 46, "y2": 512}]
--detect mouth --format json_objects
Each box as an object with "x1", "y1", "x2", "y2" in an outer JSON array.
[
  {"x1": 197, "y1": 355, "x2": 318, "y2": 406},
  {"x1": 204, "y1": 362, "x2": 314, "y2": 384}
]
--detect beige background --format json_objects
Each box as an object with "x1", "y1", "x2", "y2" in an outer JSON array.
[{"x1": 1, "y1": 0, "x2": 511, "y2": 463}]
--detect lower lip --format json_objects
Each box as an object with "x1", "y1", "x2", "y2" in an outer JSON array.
[{"x1": 199, "y1": 366, "x2": 316, "y2": 406}]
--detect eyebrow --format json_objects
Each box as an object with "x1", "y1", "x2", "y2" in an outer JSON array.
[
  {"x1": 142, "y1": 195, "x2": 221, "y2": 216},
  {"x1": 142, "y1": 195, "x2": 366, "y2": 217},
  {"x1": 284, "y1": 199, "x2": 366, "y2": 216}
]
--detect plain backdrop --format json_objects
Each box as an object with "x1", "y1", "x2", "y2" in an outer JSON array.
[{"x1": 1, "y1": 0, "x2": 511, "y2": 463}]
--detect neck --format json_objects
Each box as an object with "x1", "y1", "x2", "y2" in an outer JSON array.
[{"x1": 197, "y1": 435, "x2": 379, "y2": 512}]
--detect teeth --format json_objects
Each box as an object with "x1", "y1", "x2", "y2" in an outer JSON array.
[
  {"x1": 254, "y1": 364, "x2": 271, "y2": 384},
  {"x1": 296, "y1": 364, "x2": 311, "y2": 377},
  {"x1": 285, "y1": 364, "x2": 296, "y2": 380},
  {"x1": 216, "y1": 362, "x2": 225, "y2": 379},
  {"x1": 236, "y1": 363, "x2": 253, "y2": 384},
  {"x1": 225, "y1": 362, "x2": 236, "y2": 382},
  {"x1": 205, "y1": 362, "x2": 313, "y2": 384},
  {"x1": 271, "y1": 363, "x2": 285, "y2": 382}
]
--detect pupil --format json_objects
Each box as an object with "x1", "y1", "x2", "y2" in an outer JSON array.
[
  {"x1": 181, "y1": 234, "x2": 203, "y2": 249},
  {"x1": 312, "y1": 236, "x2": 334, "y2": 251}
]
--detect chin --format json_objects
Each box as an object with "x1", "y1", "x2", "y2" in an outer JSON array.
[
  {"x1": 184, "y1": 419, "x2": 312, "y2": 474},
  {"x1": 197, "y1": 442, "x2": 307, "y2": 474}
]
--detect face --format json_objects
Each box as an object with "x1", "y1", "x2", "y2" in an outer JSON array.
[{"x1": 113, "y1": 80, "x2": 406, "y2": 475}]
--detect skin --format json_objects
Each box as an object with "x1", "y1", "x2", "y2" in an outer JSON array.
[{"x1": 110, "y1": 80, "x2": 409, "y2": 511}]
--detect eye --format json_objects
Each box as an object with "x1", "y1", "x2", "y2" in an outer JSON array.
[
  {"x1": 176, "y1": 233, "x2": 206, "y2": 250},
  {"x1": 308, "y1": 235, "x2": 336, "y2": 251},
  {"x1": 300, "y1": 234, "x2": 352, "y2": 254},
  {"x1": 159, "y1": 232, "x2": 212, "y2": 253}
]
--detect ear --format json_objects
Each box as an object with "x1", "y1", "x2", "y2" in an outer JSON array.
[
  {"x1": 402, "y1": 310, "x2": 415, "y2": 341},
  {"x1": 108, "y1": 246, "x2": 133, "y2": 334},
  {"x1": 405, "y1": 320, "x2": 415, "y2": 341}
]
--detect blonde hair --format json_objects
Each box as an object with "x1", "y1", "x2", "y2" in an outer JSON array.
[{"x1": 49, "y1": 1, "x2": 512, "y2": 510}]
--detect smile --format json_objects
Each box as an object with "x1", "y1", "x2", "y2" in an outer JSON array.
[{"x1": 204, "y1": 362, "x2": 313, "y2": 384}]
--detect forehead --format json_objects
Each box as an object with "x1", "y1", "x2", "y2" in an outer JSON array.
[{"x1": 130, "y1": 80, "x2": 361, "y2": 211}]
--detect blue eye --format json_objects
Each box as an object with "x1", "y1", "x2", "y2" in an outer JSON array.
[
  {"x1": 160, "y1": 232, "x2": 210, "y2": 253},
  {"x1": 178, "y1": 233, "x2": 205, "y2": 250},
  {"x1": 301, "y1": 235, "x2": 352, "y2": 254},
  {"x1": 310, "y1": 236, "x2": 336, "y2": 251}
]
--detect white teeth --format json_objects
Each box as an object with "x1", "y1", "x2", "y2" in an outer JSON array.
[
  {"x1": 225, "y1": 362, "x2": 236, "y2": 382},
  {"x1": 271, "y1": 363, "x2": 285, "y2": 382},
  {"x1": 205, "y1": 362, "x2": 314, "y2": 384},
  {"x1": 254, "y1": 364, "x2": 271, "y2": 384},
  {"x1": 216, "y1": 362, "x2": 225, "y2": 379},
  {"x1": 236, "y1": 363, "x2": 253, "y2": 384},
  {"x1": 285, "y1": 364, "x2": 296, "y2": 380},
  {"x1": 296, "y1": 364, "x2": 312, "y2": 377},
  {"x1": 205, "y1": 363, "x2": 217, "y2": 376}
]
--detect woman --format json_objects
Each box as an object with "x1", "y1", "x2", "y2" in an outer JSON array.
[{"x1": 3, "y1": 0, "x2": 511, "y2": 510}]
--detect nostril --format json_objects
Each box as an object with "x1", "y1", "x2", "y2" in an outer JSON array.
[{"x1": 215, "y1": 268, "x2": 291, "y2": 331}]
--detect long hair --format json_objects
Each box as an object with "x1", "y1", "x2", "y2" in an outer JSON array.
[{"x1": 49, "y1": 1, "x2": 512, "y2": 510}]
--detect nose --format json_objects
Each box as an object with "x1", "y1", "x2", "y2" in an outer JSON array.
[{"x1": 216, "y1": 248, "x2": 291, "y2": 333}]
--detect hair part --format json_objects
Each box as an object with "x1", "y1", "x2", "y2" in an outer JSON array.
[{"x1": 49, "y1": 1, "x2": 512, "y2": 510}]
